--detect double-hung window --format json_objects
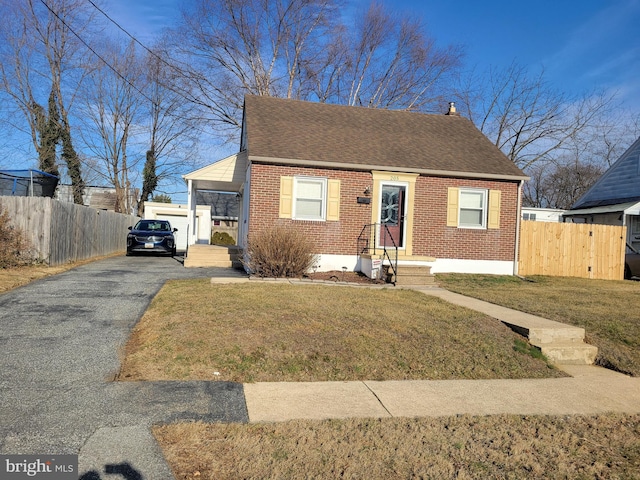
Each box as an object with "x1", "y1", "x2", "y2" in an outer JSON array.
[
  {"x1": 447, "y1": 187, "x2": 500, "y2": 229},
  {"x1": 459, "y1": 189, "x2": 487, "y2": 228},
  {"x1": 294, "y1": 177, "x2": 327, "y2": 220},
  {"x1": 279, "y1": 175, "x2": 341, "y2": 221}
]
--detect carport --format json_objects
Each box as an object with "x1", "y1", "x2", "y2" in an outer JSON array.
[{"x1": 183, "y1": 152, "x2": 247, "y2": 247}]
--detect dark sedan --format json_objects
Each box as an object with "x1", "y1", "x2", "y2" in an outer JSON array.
[
  {"x1": 126, "y1": 219, "x2": 177, "y2": 256},
  {"x1": 625, "y1": 244, "x2": 640, "y2": 279}
]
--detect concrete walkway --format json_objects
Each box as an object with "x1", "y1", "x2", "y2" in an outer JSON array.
[{"x1": 244, "y1": 365, "x2": 640, "y2": 422}]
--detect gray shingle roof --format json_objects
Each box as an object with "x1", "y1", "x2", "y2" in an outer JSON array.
[
  {"x1": 571, "y1": 136, "x2": 640, "y2": 209},
  {"x1": 243, "y1": 95, "x2": 526, "y2": 180}
]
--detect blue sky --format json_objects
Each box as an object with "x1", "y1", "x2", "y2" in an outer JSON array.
[{"x1": 106, "y1": 0, "x2": 640, "y2": 111}]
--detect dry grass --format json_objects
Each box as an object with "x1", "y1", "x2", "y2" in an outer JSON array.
[
  {"x1": 437, "y1": 274, "x2": 640, "y2": 376},
  {"x1": 154, "y1": 413, "x2": 640, "y2": 479},
  {"x1": 118, "y1": 280, "x2": 564, "y2": 382}
]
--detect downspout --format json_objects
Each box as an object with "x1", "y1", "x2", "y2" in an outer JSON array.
[{"x1": 513, "y1": 180, "x2": 523, "y2": 276}]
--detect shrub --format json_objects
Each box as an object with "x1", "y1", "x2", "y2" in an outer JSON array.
[
  {"x1": 211, "y1": 231, "x2": 236, "y2": 245},
  {"x1": 0, "y1": 202, "x2": 35, "y2": 268},
  {"x1": 243, "y1": 224, "x2": 317, "y2": 278}
]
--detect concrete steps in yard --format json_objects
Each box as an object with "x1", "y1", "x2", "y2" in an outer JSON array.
[
  {"x1": 418, "y1": 289, "x2": 598, "y2": 366},
  {"x1": 502, "y1": 317, "x2": 597, "y2": 365},
  {"x1": 391, "y1": 265, "x2": 437, "y2": 287},
  {"x1": 184, "y1": 244, "x2": 243, "y2": 268}
]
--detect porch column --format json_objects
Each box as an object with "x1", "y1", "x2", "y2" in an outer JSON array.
[{"x1": 186, "y1": 179, "x2": 197, "y2": 245}]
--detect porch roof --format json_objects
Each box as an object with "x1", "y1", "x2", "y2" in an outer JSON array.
[{"x1": 183, "y1": 152, "x2": 247, "y2": 192}]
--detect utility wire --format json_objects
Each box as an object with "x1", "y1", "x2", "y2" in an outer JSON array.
[
  {"x1": 85, "y1": 0, "x2": 217, "y2": 111},
  {"x1": 39, "y1": 0, "x2": 217, "y2": 125},
  {"x1": 38, "y1": 0, "x2": 160, "y2": 109}
]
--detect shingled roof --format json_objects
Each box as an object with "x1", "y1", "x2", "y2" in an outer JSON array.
[{"x1": 242, "y1": 95, "x2": 527, "y2": 180}]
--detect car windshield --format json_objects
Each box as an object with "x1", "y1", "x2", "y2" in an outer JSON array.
[{"x1": 135, "y1": 220, "x2": 171, "y2": 231}]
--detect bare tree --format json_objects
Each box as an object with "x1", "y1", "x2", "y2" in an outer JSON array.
[
  {"x1": 0, "y1": 0, "x2": 94, "y2": 202},
  {"x1": 138, "y1": 48, "x2": 200, "y2": 213},
  {"x1": 523, "y1": 162, "x2": 605, "y2": 209},
  {"x1": 455, "y1": 62, "x2": 615, "y2": 170},
  {"x1": 323, "y1": 2, "x2": 462, "y2": 110},
  {"x1": 80, "y1": 40, "x2": 142, "y2": 213},
  {"x1": 169, "y1": 0, "x2": 462, "y2": 139}
]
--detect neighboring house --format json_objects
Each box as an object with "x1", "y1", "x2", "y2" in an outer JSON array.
[
  {"x1": 564, "y1": 136, "x2": 640, "y2": 251},
  {"x1": 184, "y1": 96, "x2": 528, "y2": 275},
  {"x1": 521, "y1": 207, "x2": 566, "y2": 222},
  {"x1": 55, "y1": 184, "x2": 139, "y2": 213}
]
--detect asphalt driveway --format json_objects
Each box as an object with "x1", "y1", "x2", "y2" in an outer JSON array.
[{"x1": 0, "y1": 254, "x2": 249, "y2": 479}]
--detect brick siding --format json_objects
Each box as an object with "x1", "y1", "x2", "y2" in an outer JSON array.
[{"x1": 249, "y1": 162, "x2": 519, "y2": 261}]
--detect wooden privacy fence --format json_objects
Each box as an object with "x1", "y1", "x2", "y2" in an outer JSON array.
[
  {"x1": 1, "y1": 196, "x2": 137, "y2": 266},
  {"x1": 518, "y1": 220, "x2": 626, "y2": 280}
]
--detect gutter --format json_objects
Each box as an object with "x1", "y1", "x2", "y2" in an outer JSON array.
[
  {"x1": 249, "y1": 155, "x2": 530, "y2": 183},
  {"x1": 514, "y1": 179, "x2": 523, "y2": 276}
]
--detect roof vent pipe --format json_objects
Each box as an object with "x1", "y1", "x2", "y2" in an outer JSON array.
[{"x1": 446, "y1": 102, "x2": 457, "y2": 115}]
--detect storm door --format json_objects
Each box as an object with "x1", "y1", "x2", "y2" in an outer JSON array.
[{"x1": 379, "y1": 183, "x2": 406, "y2": 248}]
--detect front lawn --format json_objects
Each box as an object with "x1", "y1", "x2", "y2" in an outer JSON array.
[{"x1": 117, "y1": 280, "x2": 563, "y2": 382}]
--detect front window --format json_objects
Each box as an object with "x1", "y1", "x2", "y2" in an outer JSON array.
[
  {"x1": 294, "y1": 177, "x2": 326, "y2": 220},
  {"x1": 459, "y1": 189, "x2": 487, "y2": 228}
]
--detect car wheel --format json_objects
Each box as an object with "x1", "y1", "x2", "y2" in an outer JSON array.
[{"x1": 625, "y1": 264, "x2": 632, "y2": 280}]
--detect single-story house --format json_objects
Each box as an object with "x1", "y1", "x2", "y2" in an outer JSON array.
[
  {"x1": 521, "y1": 207, "x2": 566, "y2": 222},
  {"x1": 185, "y1": 95, "x2": 529, "y2": 276},
  {"x1": 564, "y1": 136, "x2": 640, "y2": 251}
]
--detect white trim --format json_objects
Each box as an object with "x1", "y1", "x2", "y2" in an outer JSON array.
[
  {"x1": 293, "y1": 176, "x2": 327, "y2": 221},
  {"x1": 458, "y1": 188, "x2": 488, "y2": 229},
  {"x1": 429, "y1": 259, "x2": 515, "y2": 275},
  {"x1": 312, "y1": 254, "x2": 360, "y2": 272},
  {"x1": 249, "y1": 155, "x2": 530, "y2": 182},
  {"x1": 314, "y1": 255, "x2": 514, "y2": 276}
]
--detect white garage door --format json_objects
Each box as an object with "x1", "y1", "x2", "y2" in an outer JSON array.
[{"x1": 158, "y1": 214, "x2": 190, "y2": 251}]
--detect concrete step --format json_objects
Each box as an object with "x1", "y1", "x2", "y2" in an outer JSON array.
[
  {"x1": 525, "y1": 326, "x2": 587, "y2": 346},
  {"x1": 185, "y1": 245, "x2": 242, "y2": 268},
  {"x1": 391, "y1": 265, "x2": 436, "y2": 286},
  {"x1": 534, "y1": 342, "x2": 599, "y2": 366},
  {"x1": 394, "y1": 274, "x2": 437, "y2": 286}
]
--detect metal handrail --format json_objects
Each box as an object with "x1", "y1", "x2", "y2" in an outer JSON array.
[{"x1": 357, "y1": 223, "x2": 398, "y2": 283}]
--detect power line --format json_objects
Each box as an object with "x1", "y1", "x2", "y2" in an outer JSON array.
[
  {"x1": 39, "y1": 0, "x2": 217, "y2": 127},
  {"x1": 38, "y1": 0, "x2": 160, "y2": 109},
  {"x1": 85, "y1": 0, "x2": 217, "y2": 112}
]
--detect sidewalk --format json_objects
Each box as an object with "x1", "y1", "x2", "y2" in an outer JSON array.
[{"x1": 244, "y1": 365, "x2": 640, "y2": 422}]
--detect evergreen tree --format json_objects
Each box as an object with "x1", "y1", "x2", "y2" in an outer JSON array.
[
  {"x1": 139, "y1": 149, "x2": 158, "y2": 214},
  {"x1": 60, "y1": 123, "x2": 84, "y2": 204}
]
